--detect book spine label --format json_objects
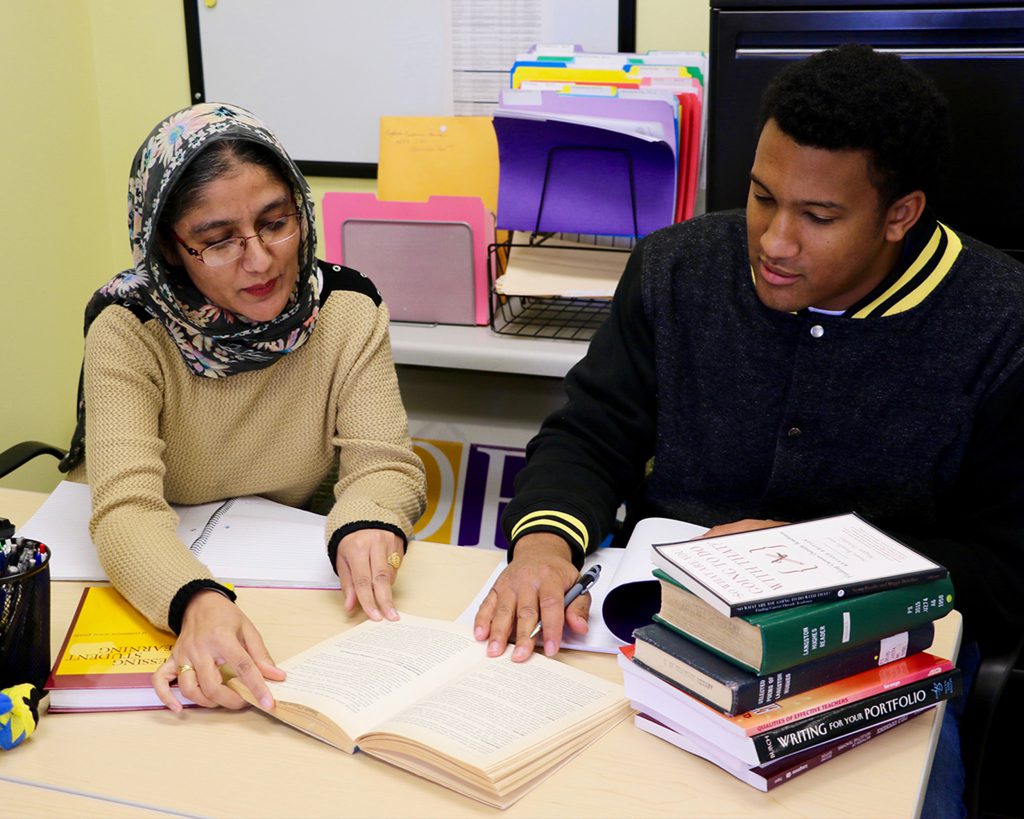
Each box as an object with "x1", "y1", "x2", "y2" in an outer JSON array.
[
  {"x1": 753, "y1": 668, "x2": 961, "y2": 763},
  {"x1": 734, "y1": 625, "x2": 934, "y2": 713},
  {"x1": 757, "y1": 579, "x2": 953, "y2": 674},
  {"x1": 762, "y1": 710, "x2": 924, "y2": 790},
  {"x1": 729, "y1": 568, "x2": 949, "y2": 617}
]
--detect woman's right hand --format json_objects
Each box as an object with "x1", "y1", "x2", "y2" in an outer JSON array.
[{"x1": 152, "y1": 589, "x2": 286, "y2": 712}]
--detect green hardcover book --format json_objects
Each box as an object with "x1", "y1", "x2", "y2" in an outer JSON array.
[{"x1": 652, "y1": 569, "x2": 954, "y2": 675}]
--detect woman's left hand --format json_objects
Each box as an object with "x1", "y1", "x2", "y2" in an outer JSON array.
[{"x1": 335, "y1": 528, "x2": 405, "y2": 622}]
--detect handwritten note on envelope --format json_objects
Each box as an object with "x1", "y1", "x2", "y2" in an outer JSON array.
[{"x1": 378, "y1": 116, "x2": 499, "y2": 213}]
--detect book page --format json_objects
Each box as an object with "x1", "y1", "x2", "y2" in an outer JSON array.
[
  {"x1": 592, "y1": 519, "x2": 706, "y2": 650},
  {"x1": 371, "y1": 649, "x2": 627, "y2": 765},
  {"x1": 258, "y1": 616, "x2": 488, "y2": 745}
]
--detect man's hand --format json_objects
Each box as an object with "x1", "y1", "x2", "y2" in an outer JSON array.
[
  {"x1": 699, "y1": 518, "x2": 788, "y2": 539},
  {"x1": 153, "y1": 590, "x2": 285, "y2": 712},
  {"x1": 473, "y1": 533, "x2": 590, "y2": 661}
]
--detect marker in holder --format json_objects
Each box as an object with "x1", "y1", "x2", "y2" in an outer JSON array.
[{"x1": 0, "y1": 519, "x2": 51, "y2": 691}]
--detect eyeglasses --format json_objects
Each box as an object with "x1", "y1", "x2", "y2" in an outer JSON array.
[{"x1": 172, "y1": 211, "x2": 302, "y2": 266}]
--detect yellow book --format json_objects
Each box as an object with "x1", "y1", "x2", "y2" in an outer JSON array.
[
  {"x1": 229, "y1": 614, "x2": 631, "y2": 809},
  {"x1": 45, "y1": 586, "x2": 191, "y2": 712}
]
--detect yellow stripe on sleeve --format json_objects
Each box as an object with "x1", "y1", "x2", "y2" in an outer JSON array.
[{"x1": 510, "y1": 510, "x2": 589, "y2": 551}]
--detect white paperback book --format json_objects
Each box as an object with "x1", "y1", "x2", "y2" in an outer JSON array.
[
  {"x1": 645, "y1": 512, "x2": 948, "y2": 617},
  {"x1": 17, "y1": 480, "x2": 338, "y2": 588},
  {"x1": 633, "y1": 710, "x2": 929, "y2": 792}
]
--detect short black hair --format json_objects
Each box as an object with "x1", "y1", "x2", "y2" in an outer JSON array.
[{"x1": 758, "y1": 43, "x2": 951, "y2": 206}]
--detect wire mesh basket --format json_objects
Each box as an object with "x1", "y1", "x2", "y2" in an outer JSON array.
[
  {"x1": 488, "y1": 232, "x2": 633, "y2": 341},
  {"x1": 0, "y1": 539, "x2": 50, "y2": 690}
]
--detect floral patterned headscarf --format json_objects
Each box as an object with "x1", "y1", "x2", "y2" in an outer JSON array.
[{"x1": 60, "y1": 103, "x2": 321, "y2": 471}]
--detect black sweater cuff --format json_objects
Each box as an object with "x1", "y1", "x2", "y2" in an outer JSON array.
[
  {"x1": 327, "y1": 521, "x2": 409, "y2": 570},
  {"x1": 168, "y1": 580, "x2": 238, "y2": 635}
]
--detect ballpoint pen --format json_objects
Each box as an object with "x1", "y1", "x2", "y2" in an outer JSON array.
[{"x1": 529, "y1": 563, "x2": 602, "y2": 639}]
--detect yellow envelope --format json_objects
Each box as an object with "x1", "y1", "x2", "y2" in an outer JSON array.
[{"x1": 378, "y1": 116, "x2": 499, "y2": 213}]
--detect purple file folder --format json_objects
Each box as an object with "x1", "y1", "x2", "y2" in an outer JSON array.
[
  {"x1": 493, "y1": 115, "x2": 676, "y2": 237},
  {"x1": 499, "y1": 88, "x2": 679, "y2": 157}
]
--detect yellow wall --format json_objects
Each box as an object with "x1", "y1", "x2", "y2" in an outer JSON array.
[
  {"x1": 639, "y1": 0, "x2": 710, "y2": 53},
  {"x1": 0, "y1": 0, "x2": 709, "y2": 492},
  {"x1": 1, "y1": 2, "x2": 108, "y2": 492}
]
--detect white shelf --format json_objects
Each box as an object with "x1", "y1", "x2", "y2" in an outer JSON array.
[{"x1": 389, "y1": 322, "x2": 588, "y2": 378}]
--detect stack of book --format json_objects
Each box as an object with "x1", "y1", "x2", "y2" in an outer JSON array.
[{"x1": 619, "y1": 513, "x2": 962, "y2": 791}]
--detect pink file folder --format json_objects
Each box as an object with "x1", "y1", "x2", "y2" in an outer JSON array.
[{"x1": 322, "y1": 193, "x2": 493, "y2": 326}]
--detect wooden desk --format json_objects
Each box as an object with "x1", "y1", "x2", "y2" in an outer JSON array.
[{"x1": 0, "y1": 489, "x2": 958, "y2": 818}]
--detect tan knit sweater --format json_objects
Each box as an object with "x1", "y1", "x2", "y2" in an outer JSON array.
[{"x1": 68, "y1": 284, "x2": 426, "y2": 631}]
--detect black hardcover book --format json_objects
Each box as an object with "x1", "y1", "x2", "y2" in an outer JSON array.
[
  {"x1": 633, "y1": 620, "x2": 936, "y2": 716},
  {"x1": 752, "y1": 668, "x2": 961, "y2": 763}
]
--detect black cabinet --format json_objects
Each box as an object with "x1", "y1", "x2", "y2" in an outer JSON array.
[{"x1": 707, "y1": 1, "x2": 1024, "y2": 260}]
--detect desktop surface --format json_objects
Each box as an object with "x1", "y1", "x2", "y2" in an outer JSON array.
[{"x1": 0, "y1": 489, "x2": 956, "y2": 818}]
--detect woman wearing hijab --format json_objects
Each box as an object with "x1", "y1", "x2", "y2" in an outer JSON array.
[{"x1": 60, "y1": 103, "x2": 426, "y2": 711}]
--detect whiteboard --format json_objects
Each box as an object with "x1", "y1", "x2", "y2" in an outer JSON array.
[{"x1": 183, "y1": 0, "x2": 634, "y2": 176}]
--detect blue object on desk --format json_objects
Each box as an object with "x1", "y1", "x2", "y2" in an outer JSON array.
[{"x1": 0, "y1": 684, "x2": 41, "y2": 750}]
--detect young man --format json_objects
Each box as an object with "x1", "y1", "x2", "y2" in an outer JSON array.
[{"x1": 475, "y1": 44, "x2": 1024, "y2": 816}]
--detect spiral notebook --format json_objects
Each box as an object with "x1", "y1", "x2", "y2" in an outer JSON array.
[{"x1": 17, "y1": 481, "x2": 338, "y2": 588}]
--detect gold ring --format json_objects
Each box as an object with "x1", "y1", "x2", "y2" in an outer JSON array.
[
  {"x1": 387, "y1": 552, "x2": 402, "y2": 570},
  {"x1": 177, "y1": 663, "x2": 195, "y2": 675}
]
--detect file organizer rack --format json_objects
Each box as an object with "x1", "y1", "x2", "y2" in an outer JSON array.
[
  {"x1": 490, "y1": 141, "x2": 637, "y2": 339},
  {"x1": 488, "y1": 232, "x2": 631, "y2": 341}
]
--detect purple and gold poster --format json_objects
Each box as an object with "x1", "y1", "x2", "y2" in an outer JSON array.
[{"x1": 412, "y1": 438, "x2": 526, "y2": 551}]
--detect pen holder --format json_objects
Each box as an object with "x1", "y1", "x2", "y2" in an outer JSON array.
[{"x1": 0, "y1": 544, "x2": 50, "y2": 691}]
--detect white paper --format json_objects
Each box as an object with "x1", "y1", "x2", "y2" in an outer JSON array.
[{"x1": 494, "y1": 237, "x2": 629, "y2": 298}]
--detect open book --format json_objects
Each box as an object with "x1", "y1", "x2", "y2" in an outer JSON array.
[
  {"x1": 17, "y1": 480, "x2": 337, "y2": 587},
  {"x1": 457, "y1": 518, "x2": 706, "y2": 653},
  {"x1": 228, "y1": 614, "x2": 631, "y2": 808}
]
